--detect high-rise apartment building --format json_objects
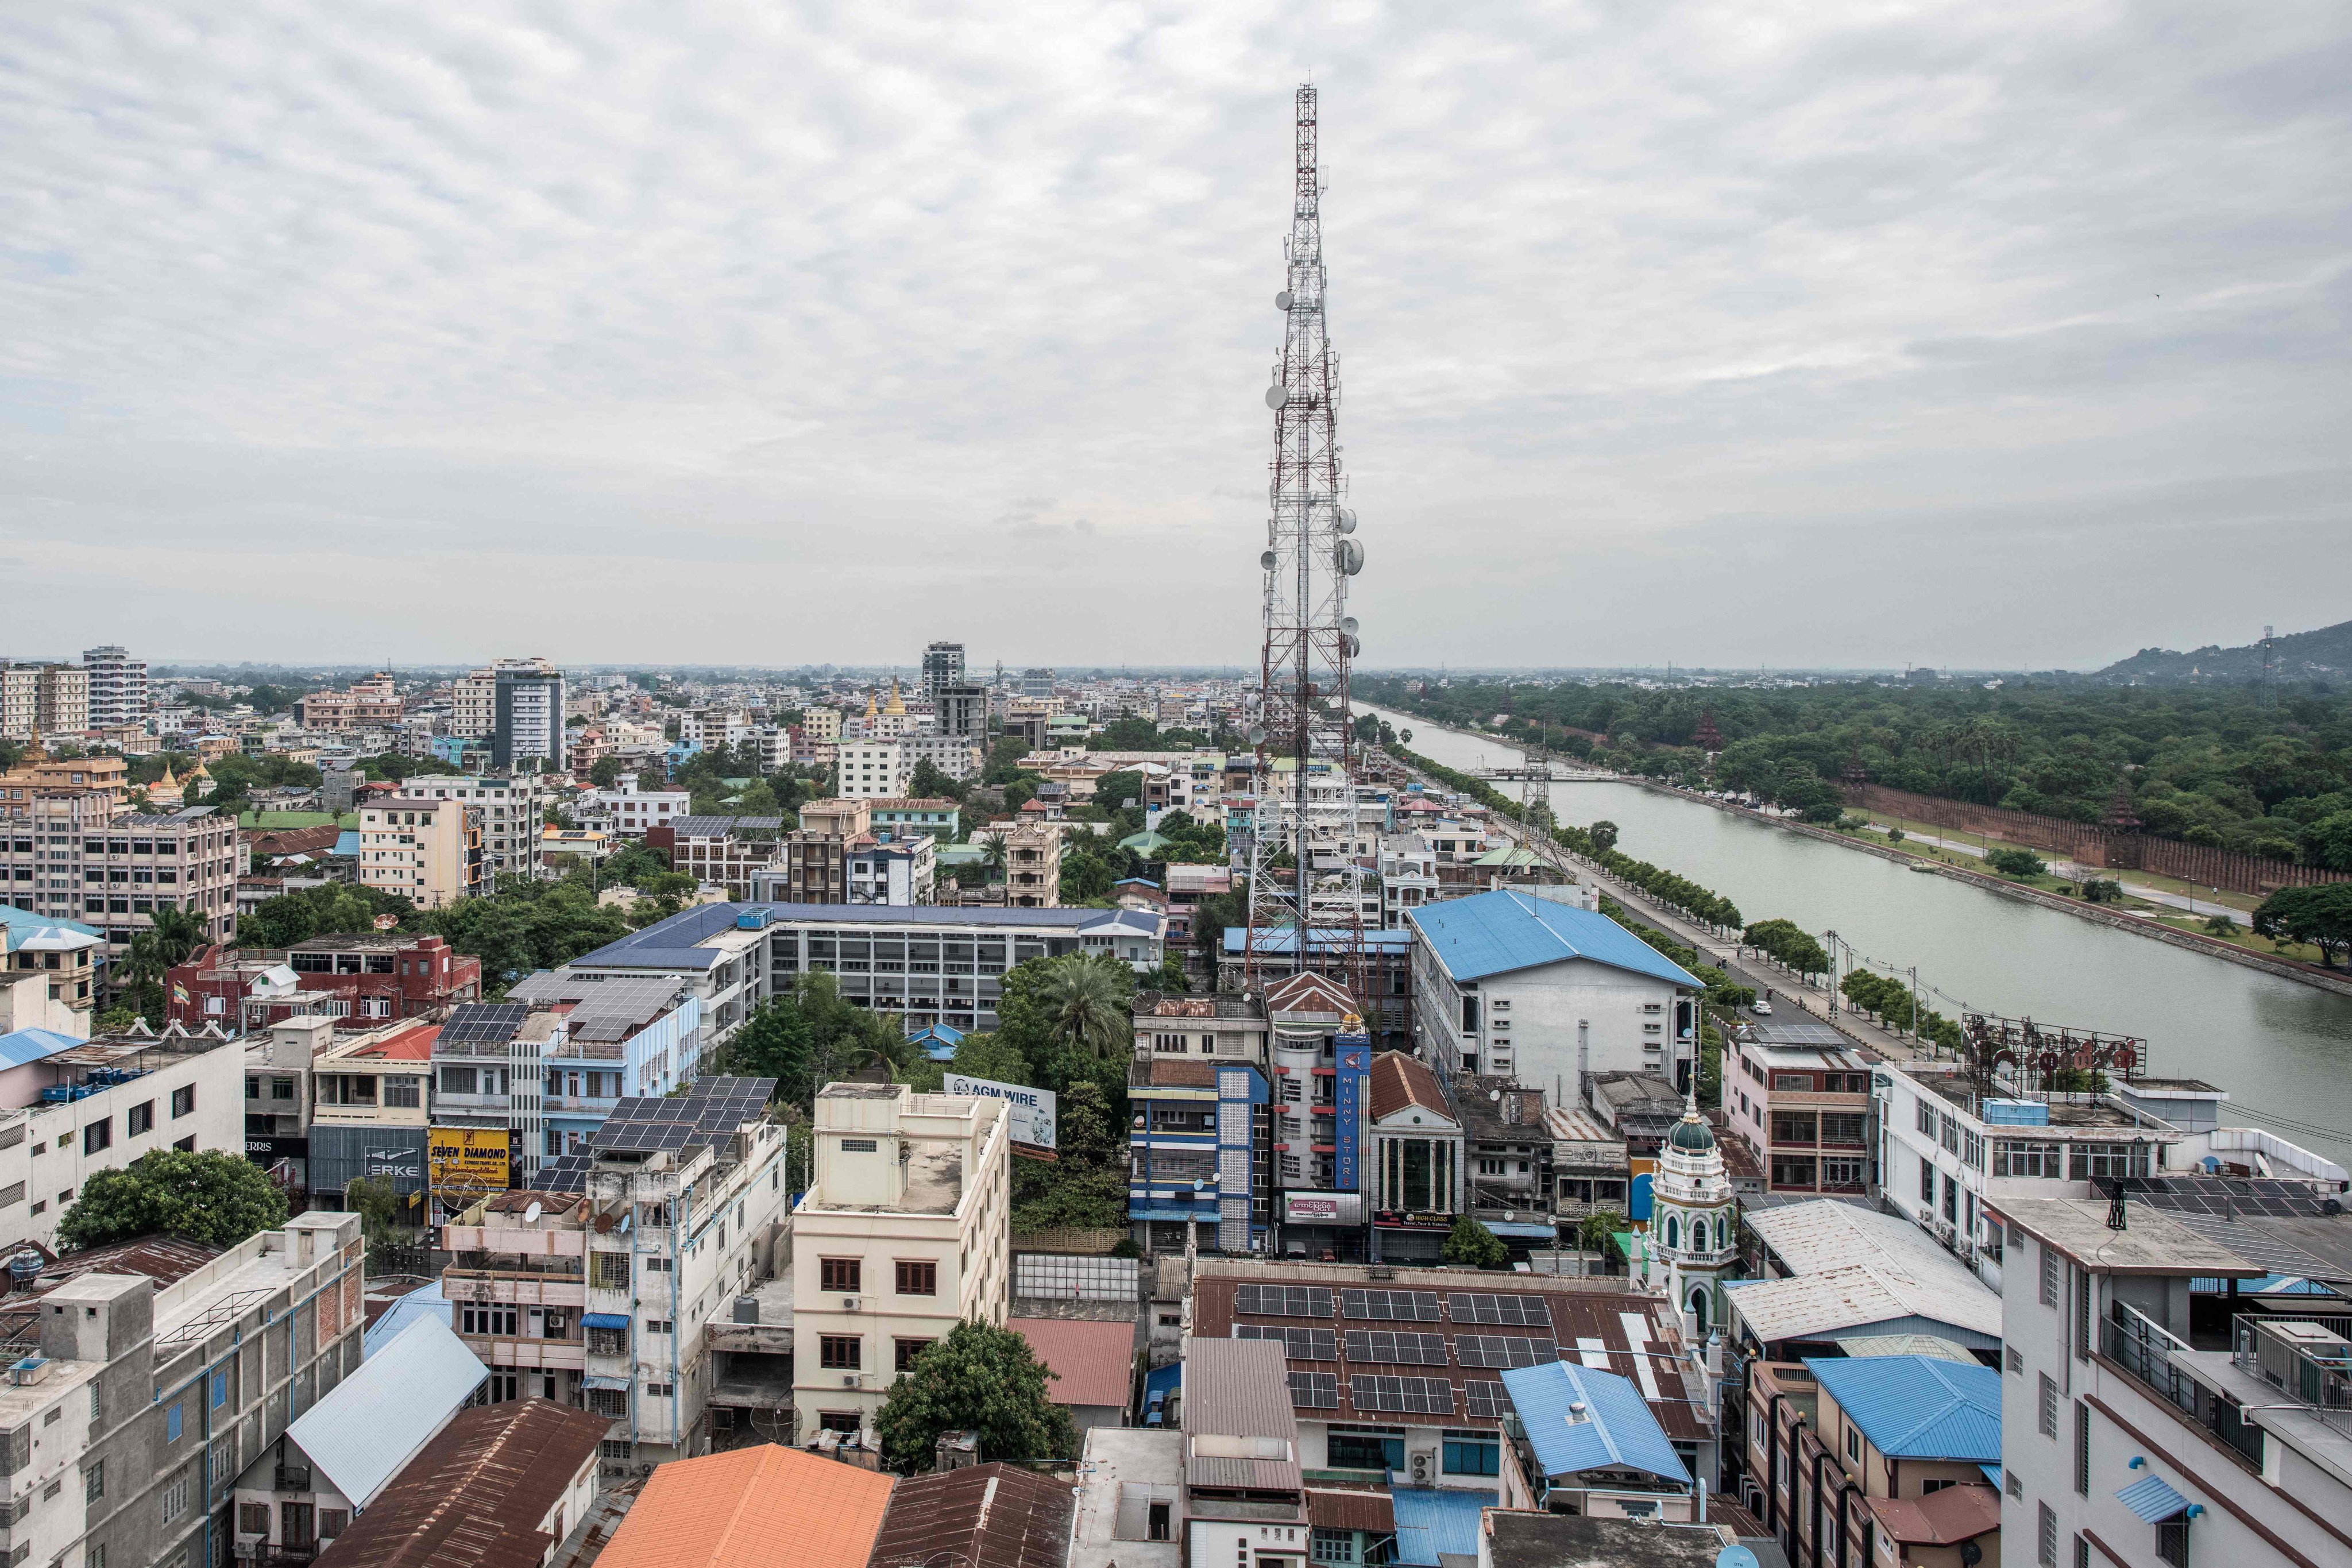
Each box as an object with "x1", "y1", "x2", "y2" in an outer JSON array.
[
  {"x1": 492, "y1": 659, "x2": 565, "y2": 773},
  {"x1": 1, "y1": 664, "x2": 93, "y2": 739},
  {"x1": 450, "y1": 670, "x2": 498, "y2": 739},
  {"x1": 80, "y1": 646, "x2": 148, "y2": 730},
  {"x1": 394, "y1": 773, "x2": 547, "y2": 886},
  {"x1": 356, "y1": 798, "x2": 481, "y2": 909},
  {"x1": 920, "y1": 642, "x2": 965, "y2": 698},
  {"x1": 837, "y1": 741, "x2": 907, "y2": 799},
  {"x1": 1018, "y1": 668, "x2": 1055, "y2": 701}
]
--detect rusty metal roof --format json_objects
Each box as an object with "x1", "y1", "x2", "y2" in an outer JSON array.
[
  {"x1": 1368, "y1": 1052, "x2": 1452, "y2": 1123},
  {"x1": 1306, "y1": 1489, "x2": 1394, "y2": 1534},
  {"x1": 1183, "y1": 1338, "x2": 1301, "y2": 1493},
  {"x1": 866, "y1": 1463, "x2": 1075, "y2": 1568},
  {"x1": 314, "y1": 1399, "x2": 612, "y2": 1568},
  {"x1": 1190, "y1": 1261, "x2": 1706, "y2": 1443}
]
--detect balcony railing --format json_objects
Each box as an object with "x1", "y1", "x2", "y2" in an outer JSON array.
[
  {"x1": 2104, "y1": 1304, "x2": 2264, "y2": 1469},
  {"x1": 2234, "y1": 1316, "x2": 2352, "y2": 1436}
]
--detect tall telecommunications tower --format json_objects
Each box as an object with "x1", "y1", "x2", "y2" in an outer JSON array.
[{"x1": 1246, "y1": 83, "x2": 1368, "y2": 991}]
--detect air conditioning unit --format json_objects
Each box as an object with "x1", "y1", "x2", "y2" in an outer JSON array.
[
  {"x1": 1408, "y1": 1453, "x2": 1431, "y2": 1484},
  {"x1": 841, "y1": 1374, "x2": 862, "y2": 1389},
  {"x1": 843, "y1": 1296, "x2": 859, "y2": 1311}
]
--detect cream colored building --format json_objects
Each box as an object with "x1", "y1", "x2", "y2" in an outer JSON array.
[
  {"x1": 357, "y1": 797, "x2": 480, "y2": 909},
  {"x1": 450, "y1": 669, "x2": 497, "y2": 739},
  {"x1": 1002, "y1": 825, "x2": 1061, "y2": 907},
  {"x1": 800, "y1": 706, "x2": 843, "y2": 742},
  {"x1": 837, "y1": 740, "x2": 908, "y2": 798},
  {"x1": 0, "y1": 665, "x2": 38, "y2": 741},
  {"x1": 790, "y1": 1083, "x2": 1012, "y2": 1445}
]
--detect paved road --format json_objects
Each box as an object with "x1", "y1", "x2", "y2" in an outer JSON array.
[{"x1": 1848, "y1": 815, "x2": 2251, "y2": 926}]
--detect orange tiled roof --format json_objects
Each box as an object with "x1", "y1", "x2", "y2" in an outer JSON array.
[{"x1": 596, "y1": 1445, "x2": 893, "y2": 1568}]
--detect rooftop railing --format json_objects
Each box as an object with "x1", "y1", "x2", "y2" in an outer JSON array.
[{"x1": 2233, "y1": 1316, "x2": 2352, "y2": 1437}]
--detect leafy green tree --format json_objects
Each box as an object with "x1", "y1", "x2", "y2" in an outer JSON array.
[
  {"x1": 907, "y1": 758, "x2": 970, "y2": 803},
  {"x1": 59, "y1": 1150, "x2": 288, "y2": 1251},
  {"x1": 1589, "y1": 820, "x2": 1619, "y2": 855},
  {"x1": 588, "y1": 755, "x2": 627, "y2": 787},
  {"x1": 1986, "y1": 847, "x2": 2047, "y2": 879},
  {"x1": 875, "y1": 1318, "x2": 1076, "y2": 1473},
  {"x1": 2080, "y1": 878, "x2": 2125, "y2": 903},
  {"x1": 235, "y1": 884, "x2": 414, "y2": 949},
  {"x1": 945, "y1": 1031, "x2": 1032, "y2": 1086},
  {"x1": 1442, "y1": 1215, "x2": 1508, "y2": 1269},
  {"x1": 1575, "y1": 1208, "x2": 1626, "y2": 1253},
  {"x1": 2253, "y1": 885, "x2": 2352, "y2": 968},
  {"x1": 2304, "y1": 812, "x2": 2352, "y2": 872}
]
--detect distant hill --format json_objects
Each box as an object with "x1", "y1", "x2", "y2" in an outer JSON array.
[{"x1": 2097, "y1": 619, "x2": 2352, "y2": 683}]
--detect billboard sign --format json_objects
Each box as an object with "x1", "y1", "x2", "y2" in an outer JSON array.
[
  {"x1": 1283, "y1": 1192, "x2": 1364, "y2": 1226},
  {"x1": 428, "y1": 1127, "x2": 512, "y2": 1192},
  {"x1": 365, "y1": 1144, "x2": 424, "y2": 1181},
  {"x1": 1333, "y1": 1036, "x2": 1369, "y2": 1193},
  {"x1": 943, "y1": 1075, "x2": 1057, "y2": 1151}
]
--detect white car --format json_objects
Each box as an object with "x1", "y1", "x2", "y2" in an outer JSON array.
[{"x1": 1751, "y1": 999, "x2": 1774, "y2": 1017}]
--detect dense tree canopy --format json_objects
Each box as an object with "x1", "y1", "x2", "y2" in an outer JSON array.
[
  {"x1": 1363, "y1": 675, "x2": 2352, "y2": 866},
  {"x1": 60, "y1": 1150, "x2": 288, "y2": 1252},
  {"x1": 874, "y1": 1318, "x2": 1075, "y2": 1473}
]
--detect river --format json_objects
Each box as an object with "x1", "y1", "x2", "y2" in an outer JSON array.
[{"x1": 1361, "y1": 705, "x2": 2352, "y2": 1167}]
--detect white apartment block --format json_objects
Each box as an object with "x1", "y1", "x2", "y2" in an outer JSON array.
[
  {"x1": 584, "y1": 775, "x2": 691, "y2": 839},
  {"x1": 0, "y1": 1027, "x2": 244, "y2": 1249},
  {"x1": 898, "y1": 735, "x2": 983, "y2": 782},
  {"x1": 837, "y1": 740, "x2": 907, "y2": 798},
  {"x1": 492, "y1": 658, "x2": 566, "y2": 774},
  {"x1": 1405, "y1": 889, "x2": 1700, "y2": 1096},
  {"x1": 579, "y1": 1080, "x2": 790, "y2": 1467},
  {"x1": 80, "y1": 647, "x2": 147, "y2": 730},
  {"x1": 396, "y1": 773, "x2": 547, "y2": 886},
  {"x1": 356, "y1": 798, "x2": 479, "y2": 909},
  {"x1": 791, "y1": 1083, "x2": 1011, "y2": 1445},
  {"x1": 1995, "y1": 1195, "x2": 2352, "y2": 1568},
  {"x1": 1874, "y1": 1064, "x2": 2345, "y2": 1293}
]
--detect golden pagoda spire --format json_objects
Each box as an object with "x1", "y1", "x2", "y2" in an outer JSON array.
[{"x1": 885, "y1": 678, "x2": 906, "y2": 717}]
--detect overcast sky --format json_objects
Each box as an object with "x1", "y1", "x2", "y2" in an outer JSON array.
[{"x1": 3, "y1": 2, "x2": 2346, "y2": 671}]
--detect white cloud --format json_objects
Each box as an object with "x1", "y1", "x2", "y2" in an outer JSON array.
[{"x1": 0, "y1": 0, "x2": 2346, "y2": 666}]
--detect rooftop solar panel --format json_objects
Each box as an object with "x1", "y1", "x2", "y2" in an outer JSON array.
[
  {"x1": 1463, "y1": 1380, "x2": 1511, "y2": 1420},
  {"x1": 1289, "y1": 1371, "x2": 1339, "y2": 1410},
  {"x1": 538, "y1": 1153, "x2": 591, "y2": 1193},
  {"x1": 1454, "y1": 1334, "x2": 1558, "y2": 1369},
  {"x1": 1236, "y1": 1324, "x2": 1337, "y2": 1361},
  {"x1": 1341, "y1": 1288, "x2": 1442, "y2": 1322},
  {"x1": 1235, "y1": 1284, "x2": 1333, "y2": 1319},
  {"x1": 1343, "y1": 1330, "x2": 1450, "y2": 1367},
  {"x1": 2123, "y1": 1175, "x2": 2330, "y2": 1219},
  {"x1": 1349, "y1": 1375, "x2": 1455, "y2": 1416},
  {"x1": 1449, "y1": 1292, "x2": 1552, "y2": 1327}
]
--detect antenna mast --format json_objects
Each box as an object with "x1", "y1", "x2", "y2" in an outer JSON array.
[{"x1": 1247, "y1": 83, "x2": 1367, "y2": 997}]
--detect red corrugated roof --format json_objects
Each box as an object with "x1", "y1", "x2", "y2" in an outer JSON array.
[
  {"x1": 1368, "y1": 1051, "x2": 1450, "y2": 1122},
  {"x1": 598, "y1": 1444, "x2": 894, "y2": 1568},
  {"x1": 1007, "y1": 1317, "x2": 1133, "y2": 1411}
]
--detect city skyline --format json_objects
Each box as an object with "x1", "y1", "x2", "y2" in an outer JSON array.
[{"x1": 5, "y1": 3, "x2": 2346, "y2": 668}]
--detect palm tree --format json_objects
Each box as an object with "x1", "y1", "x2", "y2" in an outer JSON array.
[
  {"x1": 1035, "y1": 958, "x2": 1131, "y2": 1060},
  {"x1": 118, "y1": 931, "x2": 168, "y2": 1025},
  {"x1": 978, "y1": 835, "x2": 1008, "y2": 884},
  {"x1": 149, "y1": 905, "x2": 210, "y2": 968}
]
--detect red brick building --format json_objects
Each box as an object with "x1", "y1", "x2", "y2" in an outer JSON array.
[{"x1": 168, "y1": 932, "x2": 481, "y2": 1032}]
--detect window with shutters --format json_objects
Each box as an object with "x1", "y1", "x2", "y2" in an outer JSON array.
[
  {"x1": 2037, "y1": 1502, "x2": 2057, "y2": 1568},
  {"x1": 2038, "y1": 1373, "x2": 2057, "y2": 1437},
  {"x1": 2040, "y1": 1241, "x2": 2059, "y2": 1307},
  {"x1": 2073, "y1": 1402, "x2": 2090, "y2": 1494}
]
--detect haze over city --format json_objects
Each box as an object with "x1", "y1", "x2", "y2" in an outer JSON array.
[{"x1": 6, "y1": 2, "x2": 2347, "y2": 667}]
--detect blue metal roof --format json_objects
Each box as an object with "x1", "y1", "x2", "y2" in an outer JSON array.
[
  {"x1": 1501, "y1": 1361, "x2": 1690, "y2": 1484},
  {"x1": 0, "y1": 1028, "x2": 85, "y2": 1070},
  {"x1": 1390, "y1": 1488, "x2": 1494, "y2": 1567},
  {"x1": 2116, "y1": 1474, "x2": 2191, "y2": 1523},
  {"x1": 1802, "y1": 1355, "x2": 2002, "y2": 1462},
  {"x1": 361, "y1": 1279, "x2": 450, "y2": 1357},
  {"x1": 1408, "y1": 891, "x2": 1701, "y2": 987},
  {"x1": 0, "y1": 905, "x2": 103, "y2": 941}
]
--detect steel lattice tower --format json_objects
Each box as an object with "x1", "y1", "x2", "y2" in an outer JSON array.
[{"x1": 1246, "y1": 83, "x2": 1367, "y2": 995}]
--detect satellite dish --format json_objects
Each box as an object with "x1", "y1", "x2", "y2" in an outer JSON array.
[
  {"x1": 1248, "y1": 726, "x2": 1267, "y2": 745},
  {"x1": 1337, "y1": 508, "x2": 1357, "y2": 534},
  {"x1": 1716, "y1": 1549, "x2": 1762, "y2": 1568},
  {"x1": 1265, "y1": 384, "x2": 1287, "y2": 410},
  {"x1": 1276, "y1": 291, "x2": 1293, "y2": 310},
  {"x1": 1340, "y1": 616, "x2": 1358, "y2": 635},
  {"x1": 523, "y1": 1201, "x2": 542, "y2": 1223},
  {"x1": 1260, "y1": 550, "x2": 1277, "y2": 570},
  {"x1": 1337, "y1": 538, "x2": 1365, "y2": 576},
  {"x1": 1342, "y1": 634, "x2": 1361, "y2": 658}
]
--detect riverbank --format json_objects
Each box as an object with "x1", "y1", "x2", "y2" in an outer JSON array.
[
  {"x1": 1634, "y1": 781, "x2": 2352, "y2": 1001},
  {"x1": 1372, "y1": 704, "x2": 2352, "y2": 1000}
]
